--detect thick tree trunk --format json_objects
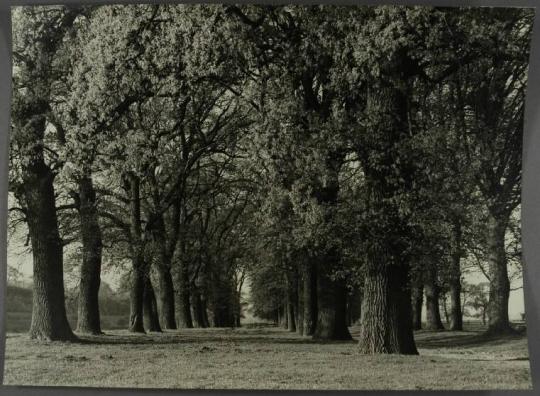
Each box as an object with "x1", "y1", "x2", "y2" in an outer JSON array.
[
  {"x1": 486, "y1": 212, "x2": 513, "y2": 334},
  {"x1": 286, "y1": 272, "x2": 297, "y2": 332},
  {"x1": 207, "y1": 270, "x2": 235, "y2": 328},
  {"x1": 23, "y1": 155, "x2": 75, "y2": 341},
  {"x1": 296, "y1": 273, "x2": 304, "y2": 335},
  {"x1": 175, "y1": 262, "x2": 193, "y2": 328},
  {"x1": 155, "y1": 264, "x2": 176, "y2": 329},
  {"x1": 424, "y1": 267, "x2": 445, "y2": 331},
  {"x1": 127, "y1": 173, "x2": 145, "y2": 333},
  {"x1": 75, "y1": 176, "x2": 103, "y2": 335},
  {"x1": 173, "y1": 230, "x2": 193, "y2": 328},
  {"x1": 357, "y1": 62, "x2": 419, "y2": 355},
  {"x1": 359, "y1": 266, "x2": 418, "y2": 354},
  {"x1": 287, "y1": 296, "x2": 296, "y2": 332},
  {"x1": 129, "y1": 266, "x2": 145, "y2": 333},
  {"x1": 313, "y1": 257, "x2": 352, "y2": 341},
  {"x1": 150, "y1": 213, "x2": 177, "y2": 330},
  {"x1": 347, "y1": 286, "x2": 362, "y2": 326},
  {"x1": 411, "y1": 284, "x2": 423, "y2": 331},
  {"x1": 448, "y1": 279, "x2": 463, "y2": 331},
  {"x1": 152, "y1": 210, "x2": 179, "y2": 330},
  {"x1": 201, "y1": 294, "x2": 210, "y2": 328},
  {"x1": 302, "y1": 263, "x2": 318, "y2": 336},
  {"x1": 191, "y1": 288, "x2": 207, "y2": 328},
  {"x1": 441, "y1": 293, "x2": 450, "y2": 324},
  {"x1": 448, "y1": 220, "x2": 463, "y2": 331},
  {"x1": 212, "y1": 303, "x2": 233, "y2": 327},
  {"x1": 310, "y1": 154, "x2": 350, "y2": 341},
  {"x1": 143, "y1": 277, "x2": 162, "y2": 332}
]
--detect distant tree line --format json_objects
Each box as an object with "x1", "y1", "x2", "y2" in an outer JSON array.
[{"x1": 8, "y1": 4, "x2": 532, "y2": 354}]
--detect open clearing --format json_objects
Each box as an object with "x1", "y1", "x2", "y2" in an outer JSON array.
[{"x1": 3, "y1": 324, "x2": 531, "y2": 390}]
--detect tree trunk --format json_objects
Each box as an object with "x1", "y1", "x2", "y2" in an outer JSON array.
[
  {"x1": 127, "y1": 173, "x2": 145, "y2": 333},
  {"x1": 411, "y1": 284, "x2": 423, "y2": 331},
  {"x1": 359, "y1": 266, "x2": 418, "y2": 354},
  {"x1": 143, "y1": 276, "x2": 162, "y2": 332},
  {"x1": 424, "y1": 267, "x2": 445, "y2": 331},
  {"x1": 287, "y1": 296, "x2": 296, "y2": 332},
  {"x1": 148, "y1": 213, "x2": 177, "y2": 330},
  {"x1": 191, "y1": 288, "x2": 207, "y2": 328},
  {"x1": 129, "y1": 266, "x2": 145, "y2": 333},
  {"x1": 347, "y1": 286, "x2": 362, "y2": 326},
  {"x1": 448, "y1": 221, "x2": 463, "y2": 331},
  {"x1": 296, "y1": 273, "x2": 304, "y2": 335},
  {"x1": 486, "y1": 212, "x2": 513, "y2": 334},
  {"x1": 175, "y1": 261, "x2": 193, "y2": 328},
  {"x1": 302, "y1": 263, "x2": 317, "y2": 336},
  {"x1": 155, "y1": 264, "x2": 176, "y2": 329},
  {"x1": 75, "y1": 176, "x2": 102, "y2": 335},
  {"x1": 448, "y1": 280, "x2": 463, "y2": 331},
  {"x1": 441, "y1": 293, "x2": 450, "y2": 324},
  {"x1": 313, "y1": 257, "x2": 352, "y2": 341},
  {"x1": 286, "y1": 272, "x2": 297, "y2": 332},
  {"x1": 201, "y1": 293, "x2": 210, "y2": 328},
  {"x1": 23, "y1": 154, "x2": 75, "y2": 341}
]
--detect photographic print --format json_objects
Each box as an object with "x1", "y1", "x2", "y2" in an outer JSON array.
[{"x1": 3, "y1": 3, "x2": 535, "y2": 390}]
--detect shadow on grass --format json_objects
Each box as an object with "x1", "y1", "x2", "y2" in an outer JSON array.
[
  {"x1": 23, "y1": 323, "x2": 525, "y2": 350},
  {"x1": 415, "y1": 331, "x2": 525, "y2": 349},
  {"x1": 76, "y1": 328, "x2": 358, "y2": 346}
]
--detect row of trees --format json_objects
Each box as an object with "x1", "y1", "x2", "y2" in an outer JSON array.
[{"x1": 9, "y1": 4, "x2": 532, "y2": 354}]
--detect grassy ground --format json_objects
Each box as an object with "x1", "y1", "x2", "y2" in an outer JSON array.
[{"x1": 3, "y1": 324, "x2": 531, "y2": 390}]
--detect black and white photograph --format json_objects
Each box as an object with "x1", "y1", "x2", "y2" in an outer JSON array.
[{"x1": 3, "y1": 2, "x2": 535, "y2": 390}]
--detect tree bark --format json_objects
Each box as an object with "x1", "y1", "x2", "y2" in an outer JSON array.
[
  {"x1": 143, "y1": 276, "x2": 162, "y2": 332},
  {"x1": 302, "y1": 263, "x2": 318, "y2": 336},
  {"x1": 23, "y1": 151, "x2": 75, "y2": 341},
  {"x1": 486, "y1": 212, "x2": 513, "y2": 334},
  {"x1": 175, "y1": 261, "x2": 193, "y2": 328},
  {"x1": 173, "y1": 230, "x2": 193, "y2": 328},
  {"x1": 411, "y1": 284, "x2": 423, "y2": 331},
  {"x1": 448, "y1": 220, "x2": 463, "y2": 331},
  {"x1": 191, "y1": 288, "x2": 207, "y2": 328},
  {"x1": 150, "y1": 213, "x2": 177, "y2": 330},
  {"x1": 75, "y1": 176, "x2": 103, "y2": 335},
  {"x1": 313, "y1": 257, "x2": 352, "y2": 341},
  {"x1": 357, "y1": 79, "x2": 418, "y2": 354},
  {"x1": 201, "y1": 296, "x2": 210, "y2": 328},
  {"x1": 127, "y1": 173, "x2": 145, "y2": 333},
  {"x1": 155, "y1": 263, "x2": 176, "y2": 329},
  {"x1": 296, "y1": 272, "x2": 304, "y2": 335},
  {"x1": 129, "y1": 266, "x2": 145, "y2": 333},
  {"x1": 282, "y1": 303, "x2": 288, "y2": 329},
  {"x1": 287, "y1": 295, "x2": 296, "y2": 332},
  {"x1": 359, "y1": 266, "x2": 418, "y2": 354},
  {"x1": 347, "y1": 286, "x2": 362, "y2": 326},
  {"x1": 286, "y1": 272, "x2": 297, "y2": 332},
  {"x1": 424, "y1": 266, "x2": 445, "y2": 331},
  {"x1": 448, "y1": 278, "x2": 463, "y2": 331}
]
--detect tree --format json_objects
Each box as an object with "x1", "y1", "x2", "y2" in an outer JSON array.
[
  {"x1": 464, "y1": 282, "x2": 490, "y2": 325},
  {"x1": 10, "y1": 6, "x2": 82, "y2": 341},
  {"x1": 454, "y1": 8, "x2": 533, "y2": 334}
]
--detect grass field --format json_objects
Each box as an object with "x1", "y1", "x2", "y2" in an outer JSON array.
[{"x1": 3, "y1": 324, "x2": 531, "y2": 390}]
